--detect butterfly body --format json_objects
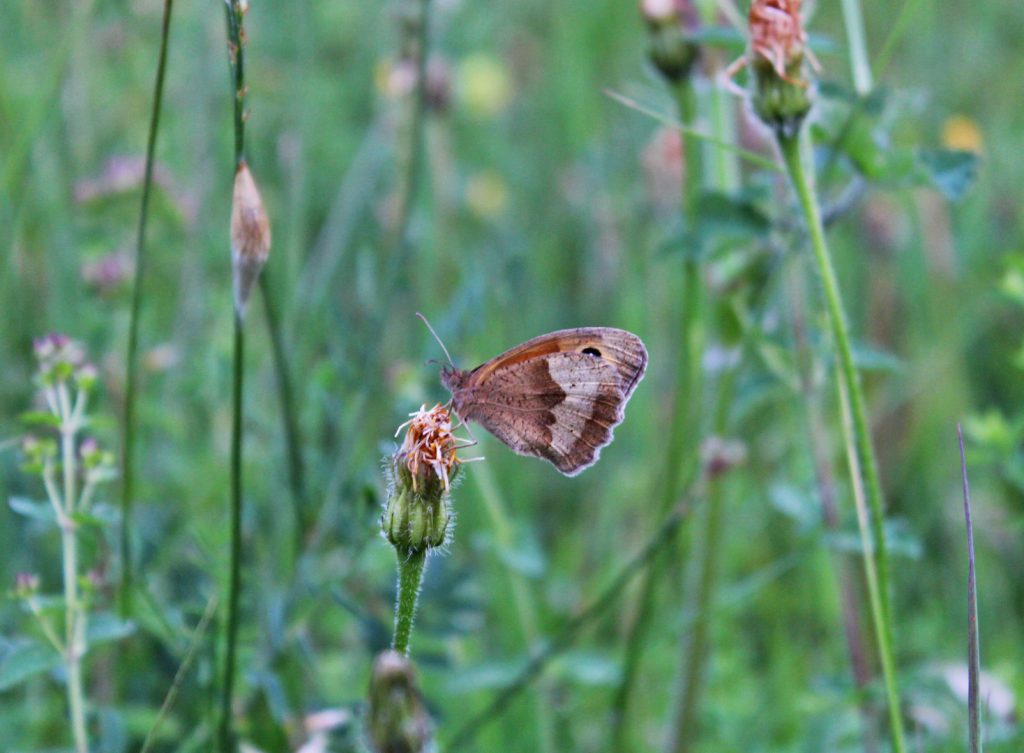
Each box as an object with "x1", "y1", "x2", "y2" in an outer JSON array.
[{"x1": 440, "y1": 328, "x2": 648, "y2": 476}]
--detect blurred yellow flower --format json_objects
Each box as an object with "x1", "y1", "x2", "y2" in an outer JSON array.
[
  {"x1": 465, "y1": 171, "x2": 508, "y2": 218},
  {"x1": 457, "y1": 54, "x2": 512, "y2": 118},
  {"x1": 942, "y1": 115, "x2": 983, "y2": 154}
]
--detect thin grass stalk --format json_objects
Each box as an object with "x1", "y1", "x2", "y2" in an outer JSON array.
[
  {"x1": 787, "y1": 261, "x2": 878, "y2": 753},
  {"x1": 474, "y1": 463, "x2": 556, "y2": 753},
  {"x1": 448, "y1": 496, "x2": 695, "y2": 751},
  {"x1": 840, "y1": 0, "x2": 874, "y2": 95},
  {"x1": 258, "y1": 270, "x2": 308, "y2": 554},
  {"x1": 219, "y1": 314, "x2": 245, "y2": 753},
  {"x1": 778, "y1": 129, "x2": 906, "y2": 753},
  {"x1": 668, "y1": 365, "x2": 737, "y2": 753},
  {"x1": 120, "y1": 0, "x2": 175, "y2": 617},
  {"x1": 958, "y1": 425, "x2": 982, "y2": 753},
  {"x1": 388, "y1": 0, "x2": 432, "y2": 262},
  {"x1": 220, "y1": 3, "x2": 248, "y2": 750},
  {"x1": 610, "y1": 78, "x2": 702, "y2": 750}
]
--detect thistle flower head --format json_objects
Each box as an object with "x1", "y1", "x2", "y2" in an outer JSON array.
[
  {"x1": 382, "y1": 404, "x2": 465, "y2": 556},
  {"x1": 230, "y1": 160, "x2": 271, "y2": 318},
  {"x1": 367, "y1": 650, "x2": 434, "y2": 753}
]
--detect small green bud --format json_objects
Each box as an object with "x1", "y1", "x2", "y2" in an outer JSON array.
[
  {"x1": 751, "y1": 58, "x2": 813, "y2": 139},
  {"x1": 640, "y1": 0, "x2": 700, "y2": 84},
  {"x1": 367, "y1": 650, "x2": 434, "y2": 753}
]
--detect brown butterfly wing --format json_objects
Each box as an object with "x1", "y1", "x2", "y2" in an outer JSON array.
[
  {"x1": 468, "y1": 328, "x2": 648, "y2": 400},
  {"x1": 453, "y1": 329, "x2": 647, "y2": 475}
]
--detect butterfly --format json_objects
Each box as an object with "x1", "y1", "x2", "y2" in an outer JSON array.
[{"x1": 422, "y1": 317, "x2": 648, "y2": 476}]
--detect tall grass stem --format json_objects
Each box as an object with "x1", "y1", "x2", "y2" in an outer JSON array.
[
  {"x1": 840, "y1": 0, "x2": 874, "y2": 95},
  {"x1": 474, "y1": 463, "x2": 556, "y2": 753},
  {"x1": 120, "y1": 0, "x2": 175, "y2": 617},
  {"x1": 959, "y1": 425, "x2": 982, "y2": 753},
  {"x1": 778, "y1": 130, "x2": 905, "y2": 753},
  {"x1": 610, "y1": 80, "x2": 702, "y2": 750},
  {"x1": 218, "y1": 314, "x2": 245, "y2": 753},
  {"x1": 259, "y1": 270, "x2": 308, "y2": 554}
]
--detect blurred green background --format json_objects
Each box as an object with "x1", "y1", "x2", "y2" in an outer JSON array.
[{"x1": 1, "y1": 0, "x2": 1022, "y2": 751}]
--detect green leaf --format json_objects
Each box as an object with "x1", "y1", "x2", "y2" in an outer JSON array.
[
  {"x1": 0, "y1": 639, "x2": 62, "y2": 691},
  {"x1": 496, "y1": 530, "x2": 546, "y2": 579},
  {"x1": 852, "y1": 344, "x2": 904, "y2": 373},
  {"x1": 19, "y1": 410, "x2": 61, "y2": 428},
  {"x1": 687, "y1": 191, "x2": 771, "y2": 256},
  {"x1": 917, "y1": 148, "x2": 980, "y2": 202},
  {"x1": 9, "y1": 496, "x2": 56, "y2": 524},
  {"x1": 86, "y1": 613, "x2": 136, "y2": 645},
  {"x1": 552, "y1": 651, "x2": 620, "y2": 686}
]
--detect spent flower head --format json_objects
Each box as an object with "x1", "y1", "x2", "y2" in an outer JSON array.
[
  {"x1": 382, "y1": 404, "x2": 469, "y2": 556},
  {"x1": 230, "y1": 160, "x2": 271, "y2": 318},
  {"x1": 729, "y1": 0, "x2": 816, "y2": 137}
]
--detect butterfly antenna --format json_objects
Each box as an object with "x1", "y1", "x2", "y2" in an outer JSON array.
[{"x1": 416, "y1": 312, "x2": 456, "y2": 368}]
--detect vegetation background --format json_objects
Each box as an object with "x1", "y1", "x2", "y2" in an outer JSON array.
[{"x1": 0, "y1": 0, "x2": 1021, "y2": 751}]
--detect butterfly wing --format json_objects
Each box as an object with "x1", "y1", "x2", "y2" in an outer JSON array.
[
  {"x1": 467, "y1": 328, "x2": 647, "y2": 401},
  {"x1": 457, "y1": 330, "x2": 648, "y2": 475}
]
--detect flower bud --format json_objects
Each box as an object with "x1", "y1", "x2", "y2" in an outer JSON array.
[
  {"x1": 230, "y1": 161, "x2": 271, "y2": 318},
  {"x1": 747, "y1": 0, "x2": 814, "y2": 137},
  {"x1": 33, "y1": 334, "x2": 86, "y2": 385},
  {"x1": 640, "y1": 0, "x2": 700, "y2": 84},
  {"x1": 367, "y1": 650, "x2": 434, "y2": 753},
  {"x1": 14, "y1": 572, "x2": 40, "y2": 598}
]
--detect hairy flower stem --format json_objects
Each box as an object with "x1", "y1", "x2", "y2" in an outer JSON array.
[
  {"x1": 611, "y1": 79, "x2": 702, "y2": 749},
  {"x1": 778, "y1": 130, "x2": 906, "y2": 753},
  {"x1": 219, "y1": 314, "x2": 245, "y2": 753},
  {"x1": 120, "y1": 0, "x2": 175, "y2": 617},
  {"x1": 392, "y1": 551, "x2": 427, "y2": 656}
]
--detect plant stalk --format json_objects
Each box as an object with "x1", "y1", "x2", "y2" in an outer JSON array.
[
  {"x1": 259, "y1": 270, "x2": 307, "y2": 555},
  {"x1": 219, "y1": 313, "x2": 245, "y2": 753},
  {"x1": 959, "y1": 425, "x2": 982, "y2": 753},
  {"x1": 611, "y1": 78, "x2": 702, "y2": 749},
  {"x1": 392, "y1": 550, "x2": 427, "y2": 656},
  {"x1": 120, "y1": 0, "x2": 176, "y2": 617},
  {"x1": 778, "y1": 130, "x2": 905, "y2": 753},
  {"x1": 56, "y1": 387, "x2": 88, "y2": 753},
  {"x1": 840, "y1": 0, "x2": 874, "y2": 95}
]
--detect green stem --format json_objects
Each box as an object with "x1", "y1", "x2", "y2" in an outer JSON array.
[
  {"x1": 388, "y1": 0, "x2": 431, "y2": 261},
  {"x1": 610, "y1": 79, "x2": 702, "y2": 749},
  {"x1": 958, "y1": 426, "x2": 982, "y2": 753},
  {"x1": 219, "y1": 5, "x2": 249, "y2": 750},
  {"x1": 778, "y1": 130, "x2": 905, "y2": 753},
  {"x1": 841, "y1": 0, "x2": 874, "y2": 95},
  {"x1": 668, "y1": 359, "x2": 737, "y2": 753},
  {"x1": 57, "y1": 388, "x2": 88, "y2": 753},
  {"x1": 259, "y1": 271, "x2": 307, "y2": 556},
  {"x1": 474, "y1": 464, "x2": 556, "y2": 753},
  {"x1": 219, "y1": 314, "x2": 245, "y2": 753},
  {"x1": 392, "y1": 550, "x2": 427, "y2": 656},
  {"x1": 120, "y1": 0, "x2": 175, "y2": 617}
]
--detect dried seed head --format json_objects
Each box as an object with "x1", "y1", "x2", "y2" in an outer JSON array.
[
  {"x1": 230, "y1": 161, "x2": 271, "y2": 317},
  {"x1": 367, "y1": 650, "x2": 434, "y2": 753}
]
